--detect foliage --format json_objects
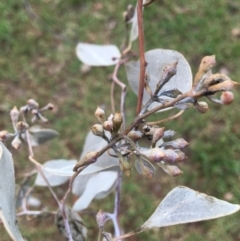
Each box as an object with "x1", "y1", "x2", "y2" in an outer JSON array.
[{"x1": 0, "y1": 0, "x2": 240, "y2": 241}]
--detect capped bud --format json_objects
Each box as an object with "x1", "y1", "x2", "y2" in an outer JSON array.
[
  {"x1": 139, "y1": 147, "x2": 165, "y2": 163},
  {"x1": 207, "y1": 80, "x2": 239, "y2": 93},
  {"x1": 11, "y1": 135, "x2": 22, "y2": 149},
  {"x1": 91, "y1": 124, "x2": 104, "y2": 137},
  {"x1": 162, "y1": 138, "x2": 188, "y2": 149},
  {"x1": 119, "y1": 155, "x2": 131, "y2": 176},
  {"x1": 10, "y1": 106, "x2": 19, "y2": 124},
  {"x1": 103, "y1": 120, "x2": 113, "y2": 132},
  {"x1": 220, "y1": 91, "x2": 234, "y2": 105},
  {"x1": 162, "y1": 149, "x2": 187, "y2": 163},
  {"x1": 204, "y1": 73, "x2": 230, "y2": 87},
  {"x1": 127, "y1": 130, "x2": 143, "y2": 142},
  {"x1": 40, "y1": 103, "x2": 54, "y2": 111},
  {"x1": 16, "y1": 121, "x2": 29, "y2": 133},
  {"x1": 96, "y1": 210, "x2": 106, "y2": 230},
  {"x1": 73, "y1": 151, "x2": 98, "y2": 171},
  {"x1": 157, "y1": 162, "x2": 183, "y2": 177},
  {"x1": 194, "y1": 101, "x2": 209, "y2": 114},
  {"x1": 95, "y1": 107, "x2": 105, "y2": 124},
  {"x1": 112, "y1": 112, "x2": 123, "y2": 132},
  {"x1": 152, "y1": 127, "x2": 165, "y2": 146},
  {"x1": 27, "y1": 99, "x2": 39, "y2": 109},
  {"x1": 174, "y1": 149, "x2": 188, "y2": 162},
  {"x1": 0, "y1": 130, "x2": 11, "y2": 141}
]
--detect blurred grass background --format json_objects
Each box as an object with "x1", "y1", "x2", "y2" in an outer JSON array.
[{"x1": 0, "y1": 0, "x2": 240, "y2": 240}]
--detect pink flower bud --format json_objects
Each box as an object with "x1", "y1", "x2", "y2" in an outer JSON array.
[
  {"x1": 140, "y1": 148, "x2": 165, "y2": 163},
  {"x1": 127, "y1": 130, "x2": 143, "y2": 142},
  {"x1": 220, "y1": 91, "x2": 234, "y2": 105}
]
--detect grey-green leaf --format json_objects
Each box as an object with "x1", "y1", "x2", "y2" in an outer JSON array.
[
  {"x1": 23, "y1": 125, "x2": 59, "y2": 146},
  {"x1": 125, "y1": 49, "x2": 192, "y2": 112},
  {"x1": 141, "y1": 186, "x2": 240, "y2": 230},
  {"x1": 0, "y1": 142, "x2": 23, "y2": 241}
]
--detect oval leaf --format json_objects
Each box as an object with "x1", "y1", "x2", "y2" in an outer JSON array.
[
  {"x1": 22, "y1": 125, "x2": 59, "y2": 146},
  {"x1": 72, "y1": 132, "x2": 120, "y2": 209},
  {"x1": 72, "y1": 171, "x2": 118, "y2": 211},
  {"x1": 125, "y1": 49, "x2": 192, "y2": 111},
  {"x1": 142, "y1": 186, "x2": 240, "y2": 230},
  {"x1": 76, "y1": 43, "x2": 121, "y2": 66},
  {"x1": 0, "y1": 142, "x2": 23, "y2": 241}
]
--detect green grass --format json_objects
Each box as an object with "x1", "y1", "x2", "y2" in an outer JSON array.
[{"x1": 0, "y1": 0, "x2": 240, "y2": 240}]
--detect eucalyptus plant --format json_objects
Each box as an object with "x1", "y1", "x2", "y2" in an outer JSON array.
[{"x1": 0, "y1": 1, "x2": 239, "y2": 241}]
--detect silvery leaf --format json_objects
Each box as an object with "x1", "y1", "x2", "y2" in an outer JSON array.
[
  {"x1": 0, "y1": 142, "x2": 23, "y2": 240},
  {"x1": 125, "y1": 49, "x2": 192, "y2": 112},
  {"x1": 142, "y1": 186, "x2": 240, "y2": 230},
  {"x1": 76, "y1": 43, "x2": 121, "y2": 66}
]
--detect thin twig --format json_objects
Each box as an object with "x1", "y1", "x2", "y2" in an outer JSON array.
[
  {"x1": 136, "y1": 0, "x2": 147, "y2": 114},
  {"x1": 146, "y1": 110, "x2": 185, "y2": 125},
  {"x1": 112, "y1": 59, "x2": 128, "y2": 130}
]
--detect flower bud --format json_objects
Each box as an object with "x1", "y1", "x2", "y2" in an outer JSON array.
[
  {"x1": 152, "y1": 127, "x2": 165, "y2": 145},
  {"x1": 140, "y1": 147, "x2": 165, "y2": 163},
  {"x1": 163, "y1": 149, "x2": 187, "y2": 163},
  {"x1": 16, "y1": 121, "x2": 29, "y2": 133},
  {"x1": 91, "y1": 124, "x2": 105, "y2": 137},
  {"x1": 0, "y1": 130, "x2": 10, "y2": 141},
  {"x1": 95, "y1": 107, "x2": 105, "y2": 124},
  {"x1": 103, "y1": 120, "x2": 113, "y2": 132},
  {"x1": 220, "y1": 91, "x2": 234, "y2": 105},
  {"x1": 119, "y1": 155, "x2": 131, "y2": 176},
  {"x1": 73, "y1": 151, "x2": 98, "y2": 171},
  {"x1": 163, "y1": 138, "x2": 188, "y2": 149},
  {"x1": 207, "y1": 80, "x2": 239, "y2": 93},
  {"x1": 11, "y1": 135, "x2": 22, "y2": 149},
  {"x1": 174, "y1": 149, "x2": 188, "y2": 161},
  {"x1": 157, "y1": 162, "x2": 183, "y2": 177},
  {"x1": 112, "y1": 112, "x2": 123, "y2": 132},
  {"x1": 27, "y1": 99, "x2": 39, "y2": 109},
  {"x1": 127, "y1": 130, "x2": 143, "y2": 142},
  {"x1": 194, "y1": 101, "x2": 209, "y2": 114},
  {"x1": 10, "y1": 106, "x2": 19, "y2": 124},
  {"x1": 40, "y1": 103, "x2": 54, "y2": 111},
  {"x1": 96, "y1": 209, "x2": 106, "y2": 230}
]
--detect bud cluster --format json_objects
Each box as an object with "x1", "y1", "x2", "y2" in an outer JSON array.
[
  {"x1": 0, "y1": 100, "x2": 54, "y2": 150},
  {"x1": 20, "y1": 99, "x2": 54, "y2": 123}
]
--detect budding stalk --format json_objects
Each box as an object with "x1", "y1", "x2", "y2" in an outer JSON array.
[{"x1": 73, "y1": 151, "x2": 98, "y2": 171}]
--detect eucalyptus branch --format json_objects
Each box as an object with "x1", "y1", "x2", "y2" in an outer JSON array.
[{"x1": 125, "y1": 89, "x2": 206, "y2": 134}]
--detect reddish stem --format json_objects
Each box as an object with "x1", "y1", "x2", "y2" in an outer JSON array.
[{"x1": 136, "y1": 0, "x2": 147, "y2": 115}]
